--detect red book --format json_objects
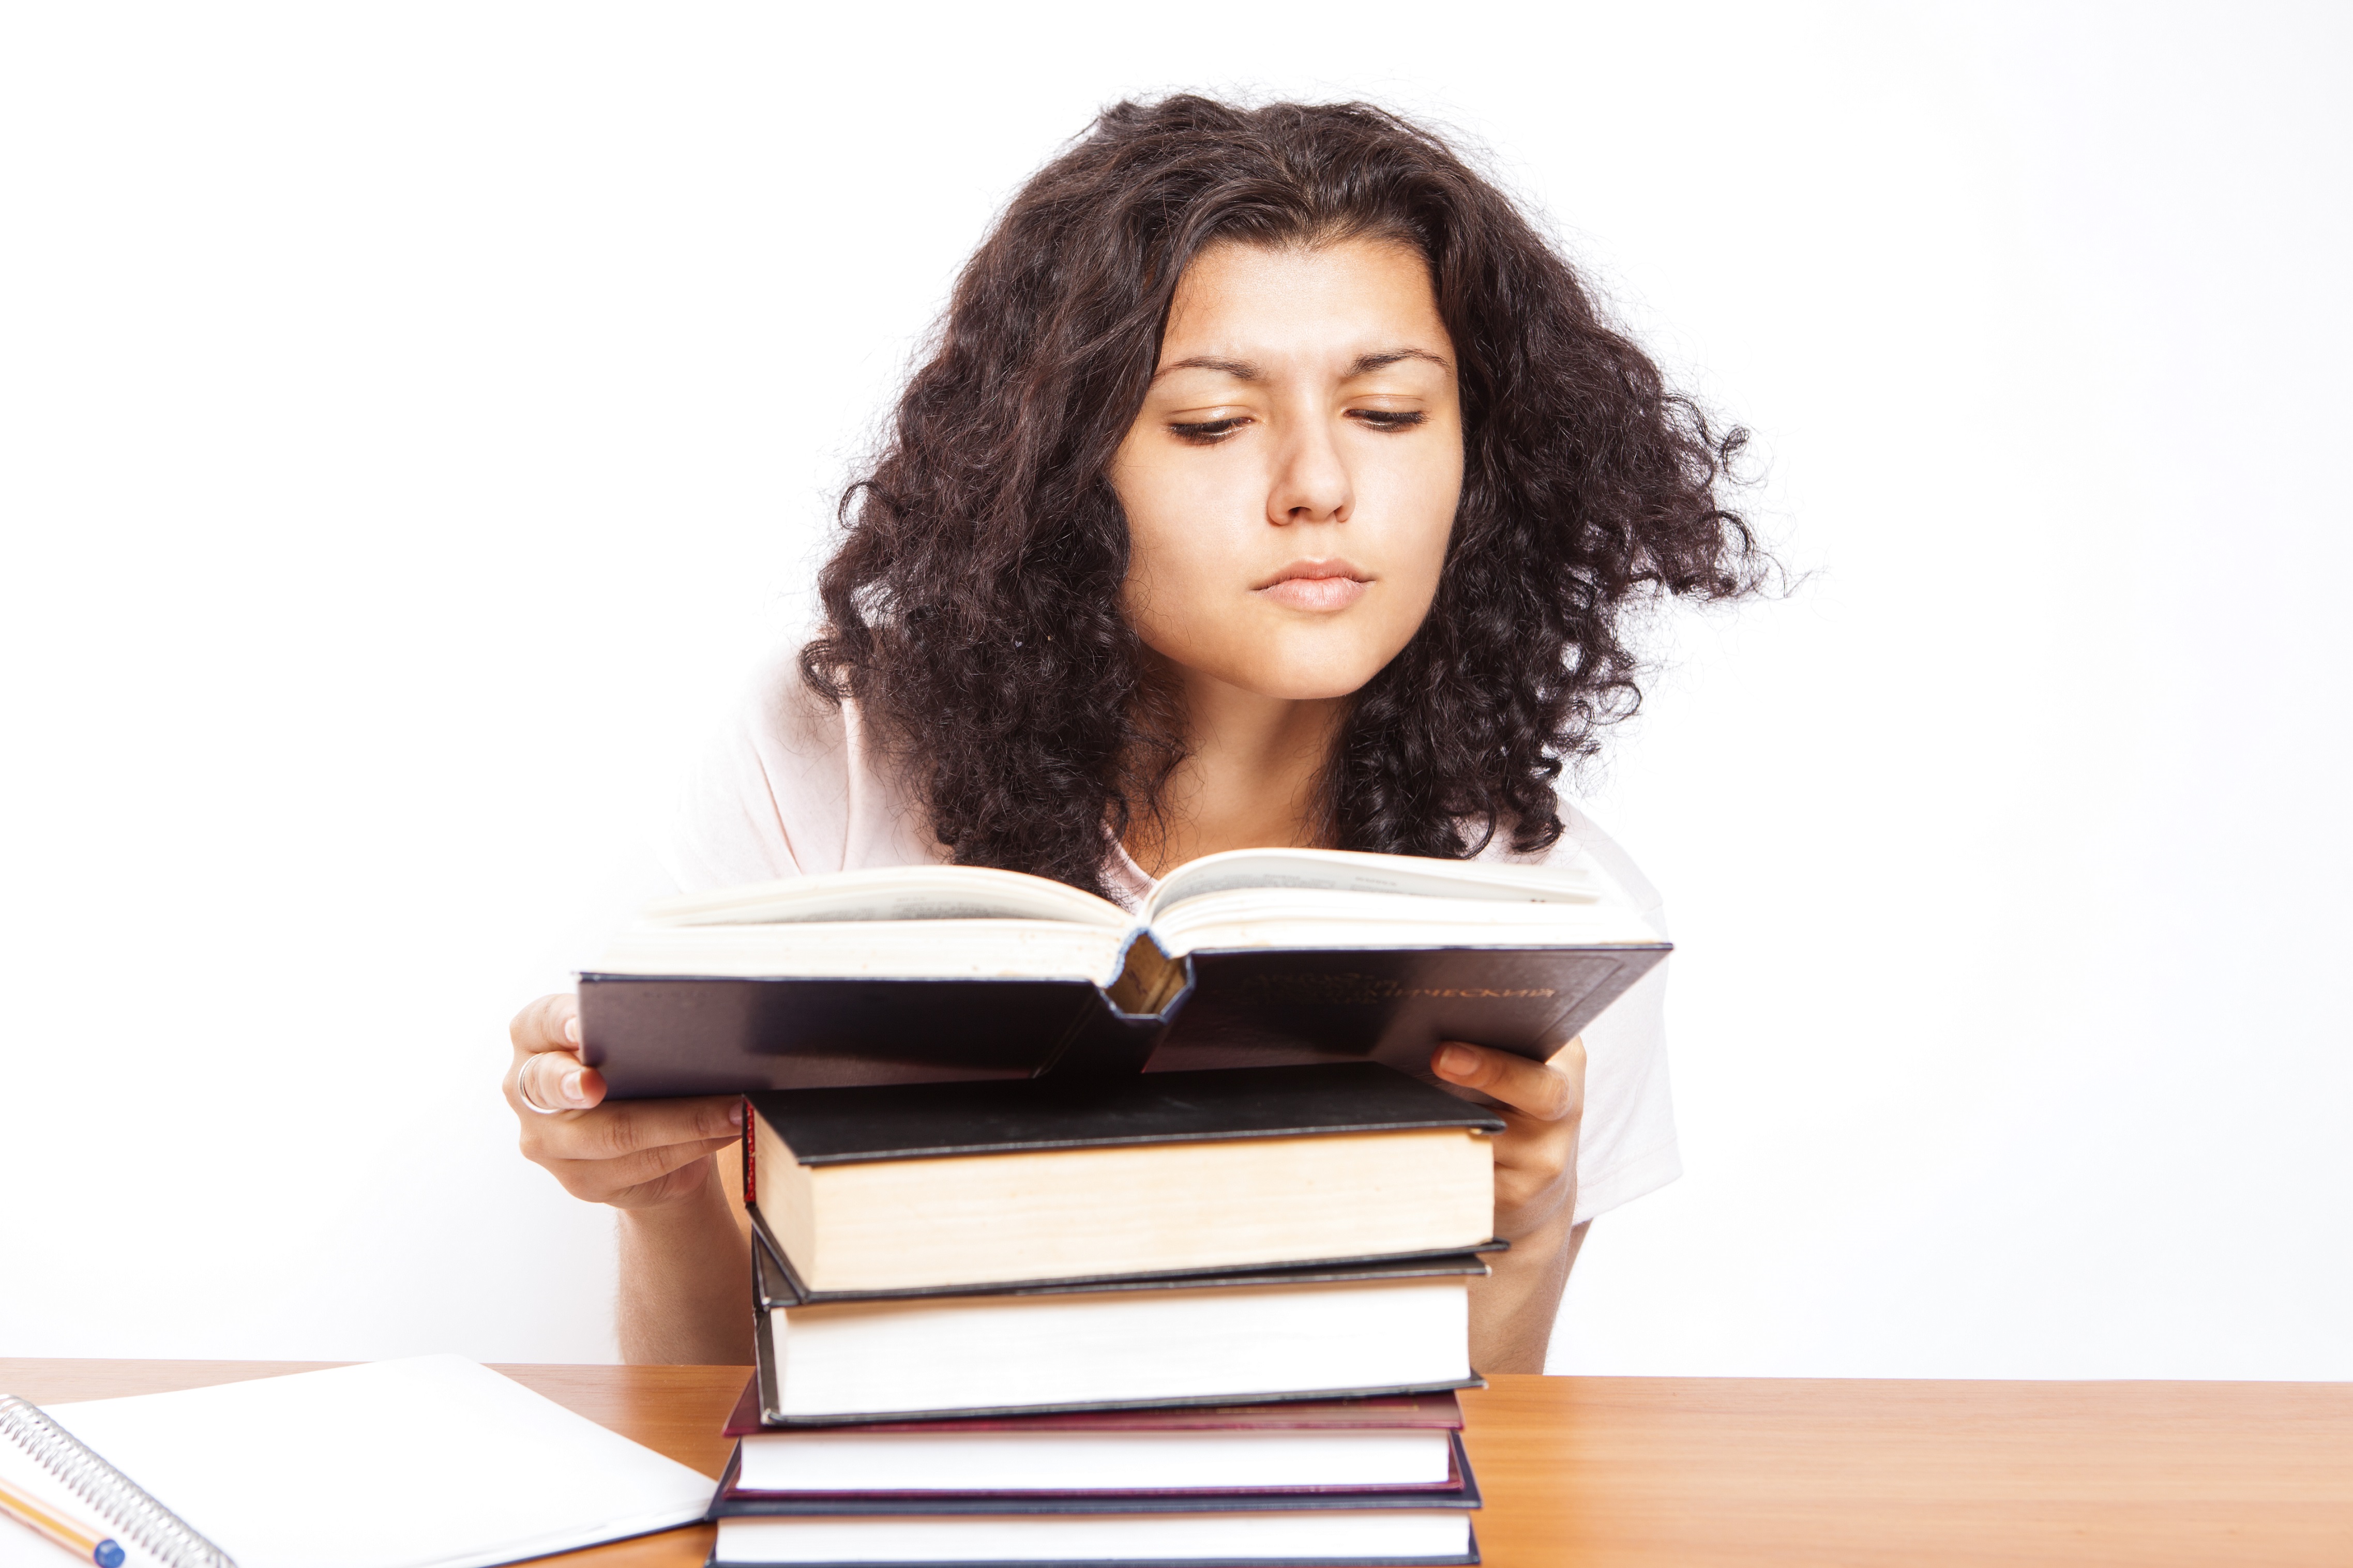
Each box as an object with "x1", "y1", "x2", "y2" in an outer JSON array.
[{"x1": 717, "y1": 1376, "x2": 1470, "y2": 1502}]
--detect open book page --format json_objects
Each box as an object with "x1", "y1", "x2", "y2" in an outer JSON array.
[
  {"x1": 1144, "y1": 847, "x2": 1613, "y2": 921},
  {"x1": 639, "y1": 864, "x2": 1131, "y2": 929},
  {"x1": 586, "y1": 848, "x2": 1652, "y2": 985},
  {"x1": 597, "y1": 919, "x2": 1133, "y2": 983},
  {"x1": 1150, "y1": 888, "x2": 1660, "y2": 958}
]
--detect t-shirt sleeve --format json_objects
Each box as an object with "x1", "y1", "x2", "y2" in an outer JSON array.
[
  {"x1": 659, "y1": 651, "x2": 854, "y2": 894},
  {"x1": 1567, "y1": 950, "x2": 1680, "y2": 1226},
  {"x1": 658, "y1": 649, "x2": 946, "y2": 895},
  {"x1": 1522, "y1": 804, "x2": 1683, "y2": 1227}
]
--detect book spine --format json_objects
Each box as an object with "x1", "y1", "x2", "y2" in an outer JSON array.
[
  {"x1": 1036, "y1": 1003, "x2": 1172, "y2": 1077},
  {"x1": 741, "y1": 1099, "x2": 756, "y2": 1208}
]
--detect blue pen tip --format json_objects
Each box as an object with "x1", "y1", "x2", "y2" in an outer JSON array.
[{"x1": 93, "y1": 1542, "x2": 124, "y2": 1568}]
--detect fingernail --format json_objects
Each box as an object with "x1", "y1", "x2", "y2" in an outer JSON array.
[
  {"x1": 560, "y1": 1068, "x2": 589, "y2": 1106},
  {"x1": 563, "y1": 1015, "x2": 581, "y2": 1045},
  {"x1": 729, "y1": 1101, "x2": 745, "y2": 1128},
  {"x1": 1436, "y1": 1045, "x2": 1475, "y2": 1076}
]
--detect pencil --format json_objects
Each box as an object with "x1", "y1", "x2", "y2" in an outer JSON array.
[{"x1": 0, "y1": 1473, "x2": 125, "y2": 1566}]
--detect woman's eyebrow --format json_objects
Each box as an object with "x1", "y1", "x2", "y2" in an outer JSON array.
[
  {"x1": 1154, "y1": 355, "x2": 1261, "y2": 382},
  {"x1": 1152, "y1": 347, "x2": 1452, "y2": 383},
  {"x1": 1346, "y1": 347, "x2": 1452, "y2": 376}
]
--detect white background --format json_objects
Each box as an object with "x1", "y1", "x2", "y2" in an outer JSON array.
[{"x1": 2, "y1": 3, "x2": 2346, "y2": 1378}]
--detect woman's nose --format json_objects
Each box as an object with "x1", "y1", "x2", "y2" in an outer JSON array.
[{"x1": 1266, "y1": 420, "x2": 1353, "y2": 526}]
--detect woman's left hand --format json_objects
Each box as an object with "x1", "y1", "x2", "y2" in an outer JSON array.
[
  {"x1": 1430, "y1": 1036, "x2": 1588, "y2": 1371},
  {"x1": 1431, "y1": 1036, "x2": 1585, "y2": 1242}
]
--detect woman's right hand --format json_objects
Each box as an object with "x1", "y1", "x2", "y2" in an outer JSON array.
[{"x1": 505, "y1": 993, "x2": 744, "y2": 1210}]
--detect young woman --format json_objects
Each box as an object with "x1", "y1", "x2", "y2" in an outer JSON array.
[{"x1": 504, "y1": 96, "x2": 1764, "y2": 1371}]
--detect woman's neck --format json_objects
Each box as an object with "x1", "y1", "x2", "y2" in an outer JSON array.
[{"x1": 1123, "y1": 663, "x2": 1347, "y2": 877}]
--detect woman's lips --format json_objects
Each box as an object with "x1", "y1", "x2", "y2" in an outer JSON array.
[{"x1": 1255, "y1": 561, "x2": 1371, "y2": 612}]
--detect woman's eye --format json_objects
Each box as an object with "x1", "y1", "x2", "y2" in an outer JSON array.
[
  {"x1": 1169, "y1": 417, "x2": 1249, "y2": 444},
  {"x1": 1349, "y1": 409, "x2": 1427, "y2": 432}
]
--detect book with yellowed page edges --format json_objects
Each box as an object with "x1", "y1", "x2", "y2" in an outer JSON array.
[
  {"x1": 741, "y1": 1063, "x2": 1507, "y2": 1296},
  {"x1": 579, "y1": 846, "x2": 1667, "y2": 1097}
]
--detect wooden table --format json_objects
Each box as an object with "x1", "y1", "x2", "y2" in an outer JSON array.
[{"x1": 3, "y1": 1362, "x2": 2348, "y2": 1566}]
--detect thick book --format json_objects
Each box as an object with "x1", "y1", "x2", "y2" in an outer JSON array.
[
  {"x1": 750, "y1": 1231, "x2": 1485, "y2": 1426},
  {"x1": 718, "y1": 1377, "x2": 1465, "y2": 1498},
  {"x1": 578, "y1": 846, "x2": 1668, "y2": 1097},
  {"x1": 743, "y1": 1064, "x2": 1505, "y2": 1293}
]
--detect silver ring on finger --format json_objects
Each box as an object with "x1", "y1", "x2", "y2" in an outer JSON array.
[{"x1": 515, "y1": 1062, "x2": 570, "y2": 1115}]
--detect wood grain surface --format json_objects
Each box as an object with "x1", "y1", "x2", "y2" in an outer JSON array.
[{"x1": 2, "y1": 1361, "x2": 2347, "y2": 1566}]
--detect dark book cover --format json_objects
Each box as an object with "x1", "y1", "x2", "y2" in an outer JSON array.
[
  {"x1": 581, "y1": 971, "x2": 1110, "y2": 1098},
  {"x1": 708, "y1": 1433, "x2": 1477, "y2": 1510},
  {"x1": 719, "y1": 1375, "x2": 1464, "y2": 1438},
  {"x1": 749, "y1": 1232, "x2": 1487, "y2": 1427},
  {"x1": 752, "y1": 1062, "x2": 1506, "y2": 1165},
  {"x1": 709, "y1": 1533, "x2": 1480, "y2": 1568},
  {"x1": 584, "y1": 933, "x2": 1665, "y2": 1098}
]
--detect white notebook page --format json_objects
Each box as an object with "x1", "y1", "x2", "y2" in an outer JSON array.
[{"x1": 17, "y1": 1357, "x2": 712, "y2": 1568}]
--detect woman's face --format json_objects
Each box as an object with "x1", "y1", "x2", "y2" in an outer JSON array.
[{"x1": 1110, "y1": 236, "x2": 1464, "y2": 704}]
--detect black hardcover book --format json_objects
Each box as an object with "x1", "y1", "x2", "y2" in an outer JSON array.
[
  {"x1": 749, "y1": 1230, "x2": 1488, "y2": 1428},
  {"x1": 741, "y1": 1064, "x2": 1509, "y2": 1298},
  {"x1": 581, "y1": 847, "x2": 1665, "y2": 1098},
  {"x1": 751, "y1": 1062, "x2": 1507, "y2": 1165}
]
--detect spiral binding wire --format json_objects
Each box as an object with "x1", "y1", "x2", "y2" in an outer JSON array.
[{"x1": 0, "y1": 1394, "x2": 237, "y2": 1568}]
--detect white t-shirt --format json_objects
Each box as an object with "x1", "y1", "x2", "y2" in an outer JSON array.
[{"x1": 659, "y1": 650, "x2": 1681, "y2": 1229}]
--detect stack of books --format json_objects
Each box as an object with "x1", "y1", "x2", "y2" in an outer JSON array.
[
  {"x1": 704, "y1": 1062, "x2": 1508, "y2": 1567},
  {"x1": 580, "y1": 847, "x2": 1670, "y2": 1564}
]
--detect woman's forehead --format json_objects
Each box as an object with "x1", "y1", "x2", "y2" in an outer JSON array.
[{"x1": 1158, "y1": 237, "x2": 1453, "y2": 378}]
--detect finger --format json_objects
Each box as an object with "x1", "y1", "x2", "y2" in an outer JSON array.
[
  {"x1": 1492, "y1": 1149, "x2": 1578, "y2": 1235},
  {"x1": 1491, "y1": 1114, "x2": 1578, "y2": 1189},
  {"x1": 516, "y1": 1049, "x2": 605, "y2": 1113},
  {"x1": 529, "y1": 1095, "x2": 745, "y2": 1162},
  {"x1": 510, "y1": 992, "x2": 582, "y2": 1053},
  {"x1": 547, "y1": 1134, "x2": 740, "y2": 1207},
  {"x1": 1430, "y1": 1041, "x2": 1579, "y2": 1122},
  {"x1": 1546, "y1": 1034, "x2": 1588, "y2": 1077}
]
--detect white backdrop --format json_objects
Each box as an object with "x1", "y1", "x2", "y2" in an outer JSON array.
[{"x1": 3, "y1": 2, "x2": 2346, "y2": 1377}]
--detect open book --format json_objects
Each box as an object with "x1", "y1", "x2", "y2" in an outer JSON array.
[{"x1": 580, "y1": 847, "x2": 1668, "y2": 1097}]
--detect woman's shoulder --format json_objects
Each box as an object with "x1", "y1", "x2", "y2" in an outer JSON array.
[{"x1": 661, "y1": 646, "x2": 946, "y2": 892}]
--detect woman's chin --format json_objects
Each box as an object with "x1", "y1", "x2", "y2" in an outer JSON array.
[{"x1": 1200, "y1": 654, "x2": 1398, "y2": 704}]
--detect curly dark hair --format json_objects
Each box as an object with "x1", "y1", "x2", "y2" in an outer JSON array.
[{"x1": 803, "y1": 94, "x2": 1769, "y2": 896}]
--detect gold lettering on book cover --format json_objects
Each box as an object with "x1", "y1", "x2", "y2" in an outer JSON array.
[{"x1": 1223, "y1": 972, "x2": 1562, "y2": 1005}]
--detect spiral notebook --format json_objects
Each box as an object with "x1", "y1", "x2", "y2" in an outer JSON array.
[{"x1": 0, "y1": 1357, "x2": 714, "y2": 1568}]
